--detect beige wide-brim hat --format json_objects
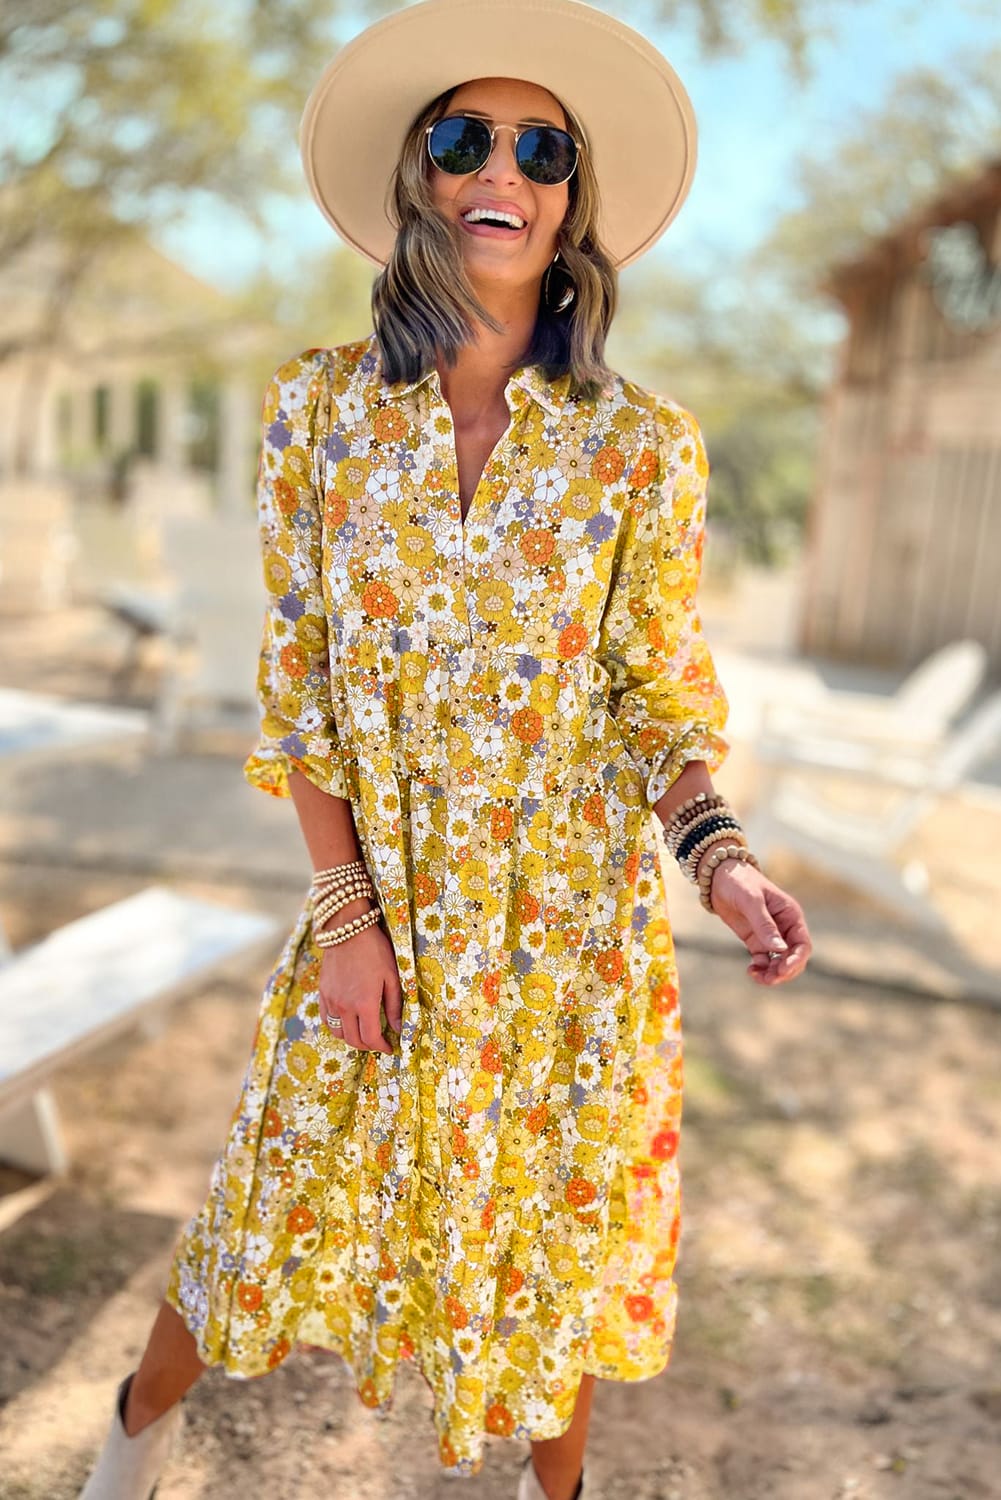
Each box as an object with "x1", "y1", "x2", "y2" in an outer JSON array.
[{"x1": 299, "y1": 0, "x2": 697, "y2": 270}]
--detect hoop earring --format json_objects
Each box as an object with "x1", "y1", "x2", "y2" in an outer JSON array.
[{"x1": 543, "y1": 250, "x2": 575, "y2": 313}]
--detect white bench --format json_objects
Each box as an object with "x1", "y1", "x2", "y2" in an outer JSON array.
[{"x1": 0, "y1": 885, "x2": 281, "y2": 1176}]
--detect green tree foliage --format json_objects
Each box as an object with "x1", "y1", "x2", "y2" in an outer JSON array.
[
  {"x1": 648, "y1": 0, "x2": 861, "y2": 74},
  {"x1": 607, "y1": 260, "x2": 830, "y2": 565},
  {"x1": 609, "y1": 40, "x2": 1001, "y2": 566},
  {"x1": 0, "y1": 0, "x2": 354, "y2": 360},
  {"x1": 760, "y1": 45, "x2": 1001, "y2": 290}
]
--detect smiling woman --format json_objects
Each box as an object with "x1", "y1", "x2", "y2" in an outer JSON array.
[
  {"x1": 373, "y1": 75, "x2": 616, "y2": 398},
  {"x1": 76, "y1": 3, "x2": 811, "y2": 1500}
]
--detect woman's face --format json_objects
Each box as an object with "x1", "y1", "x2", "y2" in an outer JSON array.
[{"x1": 428, "y1": 76, "x2": 571, "y2": 296}]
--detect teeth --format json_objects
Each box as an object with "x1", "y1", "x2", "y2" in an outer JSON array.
[{"x1": 462, "y1": 207, "x2": 527, "y2": 229}]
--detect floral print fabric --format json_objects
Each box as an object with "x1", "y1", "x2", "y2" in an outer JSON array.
[{"x1": 165, "y1": 333, "x2": 730, "y2": 1473}]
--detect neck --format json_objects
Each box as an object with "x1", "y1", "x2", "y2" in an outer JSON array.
[{"x1": 436, "y1": 275, "x2": 540, "y2": 421}]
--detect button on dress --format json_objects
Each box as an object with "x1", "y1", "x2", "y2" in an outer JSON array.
[{"x1": 165, "y1": 334, "x2": 731, "y2": 1473}]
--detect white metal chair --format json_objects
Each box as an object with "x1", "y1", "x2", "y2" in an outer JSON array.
[
  {"x1": 759, "y1": 639, "x2": 988, "y2": 751},
  {"x1": 745, "y1": 689, "x2": 1001, "y2": 929},
  {"x1": 151, "y1": 515, "x2": 265, "y2": 750},
  {"x1": 0, "y1": 481, "x2": 77, "y2": 612}
]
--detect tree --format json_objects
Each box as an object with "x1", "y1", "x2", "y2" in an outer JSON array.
[
  {"x1": 0, "y1": 0, "x2": 362, "y2": 364},
  {"x1": 759, "y1": 45, "x2": 1001, "y2": 291}
]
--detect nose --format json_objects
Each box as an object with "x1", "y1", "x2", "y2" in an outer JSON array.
[{"x1": 477, "y1": 124, "x2": 521, "y2": 187}]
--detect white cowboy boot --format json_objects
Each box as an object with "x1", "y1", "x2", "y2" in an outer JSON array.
[
  {"x1": 517, "y1": 1452, "x2": 589, "y2": 1500},
  {"x1": 78, "y1": 1371, "x2": 184, "y2": 1499}
]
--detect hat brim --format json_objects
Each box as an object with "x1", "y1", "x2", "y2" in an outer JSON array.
[{"x1": 299, "y1": 0, "x2": 696, "y2": 270}]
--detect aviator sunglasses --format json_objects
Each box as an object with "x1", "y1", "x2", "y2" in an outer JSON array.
[{"x1": 425, "y1": 112, "x2": 582, "y2": 187}]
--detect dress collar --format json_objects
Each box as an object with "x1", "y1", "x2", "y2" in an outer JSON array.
[{"x1": 369, "y1": 333, "x2": 571, "y2": 419}]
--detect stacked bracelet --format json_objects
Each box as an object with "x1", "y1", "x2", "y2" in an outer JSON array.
[
  {"x1": 309, "y1": 859, "x2": 381, "y2": 947},
  {"x1": 664, "y1": 792, "x2": 730, "y2": 855},
  {"x1": 659, "y1": 791, "x2": 763, "y2": 913},
  {"x1": 314, "y1": 905, "x2": 382, "y2": 947}
]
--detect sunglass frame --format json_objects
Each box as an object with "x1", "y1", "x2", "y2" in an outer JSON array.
[{"x1": 424, "y1": 113, "x2": 583, "y2": 186}]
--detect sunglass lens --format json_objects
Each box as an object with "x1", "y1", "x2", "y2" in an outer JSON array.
[
  {"x1": 516, "y1": 126, "x2": 578, "y2": 185},
  {"x1": 427, "y1": 115, "x2": 492, "y2": 175}
]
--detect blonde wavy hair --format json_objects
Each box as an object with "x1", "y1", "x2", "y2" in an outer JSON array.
[{"x1": 371, "y1": 84, "x2": 618, "y2": 401}]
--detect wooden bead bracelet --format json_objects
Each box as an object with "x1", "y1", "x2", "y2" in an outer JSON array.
[{"x1": 697, "y1": 844, "x2": 760, "y2": 912}]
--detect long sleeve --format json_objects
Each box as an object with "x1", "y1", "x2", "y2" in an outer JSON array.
[
  {"x1": 595, "y1": 398, "x2": 730, "y2": 808},
  {"x1": 242, "y1": 348, "x2": 351, "y2": 801}
]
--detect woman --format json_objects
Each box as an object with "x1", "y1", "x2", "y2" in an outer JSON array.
[{"x1": 79, "y1": 2, "x2": 811, "y2": 1497}]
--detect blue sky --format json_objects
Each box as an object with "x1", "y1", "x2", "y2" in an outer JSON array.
[{"x1": 155, "y1": 0, "x2": 999, "y2": 292}]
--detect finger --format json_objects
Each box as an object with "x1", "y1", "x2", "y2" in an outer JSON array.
[
  {"x1": 746, "y1": 913, "x2": 790, "y2": 958},
  {"x1": 762, "y1": 890, "x2": 811, "y2": 948},
  {"x1": 359, "y1": 1005, "x2": 392, "y2": 1054},
  {"x1": 336, "y1": 1011, "x2": 364, "y2": 1050},
  {"x1": 383, "y1": 972, "x2": 403, "y2": 1035}
]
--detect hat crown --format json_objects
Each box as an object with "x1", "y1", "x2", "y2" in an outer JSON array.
[{"x1": 299, "y1": 0, "x2": 697, "y2": 269}]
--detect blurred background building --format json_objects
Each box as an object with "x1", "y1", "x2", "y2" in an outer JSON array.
[
  {"x1": 0, "y1": 232, "x2": 274, "y2": 515},
  {"x1": 801, "y1": 158, "x2": 1001, "y2": 671}
]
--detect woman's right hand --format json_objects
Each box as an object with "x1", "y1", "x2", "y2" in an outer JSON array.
[{"x1": 316, "y1": 899, "x2": 403, "y2": 1053}]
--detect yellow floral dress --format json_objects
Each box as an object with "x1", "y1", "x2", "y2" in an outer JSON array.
[{"x1": 165, "y1": 333, "x2": 730, "y2": 1473}]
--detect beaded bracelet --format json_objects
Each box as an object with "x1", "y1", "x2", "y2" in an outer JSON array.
[
  {"x1": 666, "y1": 810, "x2": 735, "y2": 858},
  {"x1": 697, "y1": 844, "x2": 761, "y2": 913},
  {"x1": 669, "y1": 798, "x2": 741, "y2": 858},
  {"x1": 312, "y1": 859, "x2": 369, "y2": 891},
  {"x1": 681, "y1": 834, "x2": 744, "y2": 876},
  {"x1": 675, "y1": 814, "x2": 745, "y2": 868},
  {"x1": 309, "y1": 859, "x2": 381, "y2": 947},
  {"x1": 312, "y1": 881, "x2": 376, "y2": 931},
  {"x1": 314, "y1": 905, "x2": 383, "y2": 947},
  {"x1": 663, "y1": 792, "x2": 729, "y2": 853}
]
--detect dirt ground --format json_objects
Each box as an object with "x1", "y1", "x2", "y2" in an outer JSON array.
[
  {"x1": 1, "y1": 600, "x2": 1000, "y2": 1499},
  {"x1": 1, "y1": 910, "x2": 999, "y2": 1500}
]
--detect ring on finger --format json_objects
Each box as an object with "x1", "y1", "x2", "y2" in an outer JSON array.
[{"x1": 326, "y1": 1015, "x2": 344, "y2": 1030}]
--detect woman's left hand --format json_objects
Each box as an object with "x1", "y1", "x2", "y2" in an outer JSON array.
[{"x1": 700, "y1": 854, "x2": 812, "y2": 985}]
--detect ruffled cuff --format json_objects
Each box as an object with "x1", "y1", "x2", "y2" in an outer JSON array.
[
  {"x1": 243, "y1": 735, "x2": 351, "y2": 801},
  {"x1": 644, "y1": 724, "x2": 731, "y2": 809}
]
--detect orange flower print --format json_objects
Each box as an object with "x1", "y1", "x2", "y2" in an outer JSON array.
[
  {"x1": 262, "y1": 1107, "x2": 283, "y2": 1138},
  {"x1": 485, "y1": 1402, "x2": 516, "y2": 1437},
  {"x1": 481, "y1": 1038, "x2": 504, "y2": 1074},
  {"x1": 595, "y1": 948, "x2": 624, "y2": 983},
  {"x1": 236, "y1": 1282, "x2": 263, "y2": 1313},
  {"x1": 565, "y1": 1019, "x2": 586, "y2": 1053},
  {"x1": 629, "y1": 446, "x2": 658, "y2": 488},
  {"x1": 651, "y1": 1129, "x2": 679, "y2": 1160},
  {"x1": 490, "y1": 805, "x2": 514, "y2": 839},
  {"x1": 362, "y1": 580, "x2": 399, "y2": 618},
  {"x1": 267, "y1": 1337, "x2": 291, "y2": 1371},
  {"x1": 274, "y1": 476, "x2": 298, "y2": 518},
  {"x1": 516, "y1": 889, "x2": 542, "y2": 923},
  {"x1": 566, "y1": 1176, "x2": 596, "y2": 1208},
  {"x1": 592, "y1": 446, "x2": 625, "y2": 484},
  {"x1": 520, "y1": 528, "x2": 556, "y2": 565},
  {"x1": 286, "y1": 1204, "x2": 317, "y2": 1235},
  {"x1": 625, "y1": 1293, "x2": 655, "y2": 1322},
  {"x1": 279, "y1": 643, "x2": 308, "y2": 679},
  {"x1": 558, "y1": 621, "x2": 588, "y2": 659},
  {"x1": 511, "y1": 706, "x2": 543, "y2": 744},
  {"x1": 582, "y1": 790, "x2": 607, "y2": 830},
  {"x1": 324, "y1": 491, "x2": 349, "y2": 528},
  {"x1": 445, "y1": 1295, "x2": 468, "y2": 1329},
  {"x1": 414, "y1": 871, "x2": 439, "y2": 907},
  {"x1": 372, "y1": 406, "x2": 408, "y2": 443}
]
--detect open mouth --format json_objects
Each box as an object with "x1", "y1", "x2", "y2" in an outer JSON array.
[{"x1": 460, "y1": 207, "x2": 528, "y2": 233}]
